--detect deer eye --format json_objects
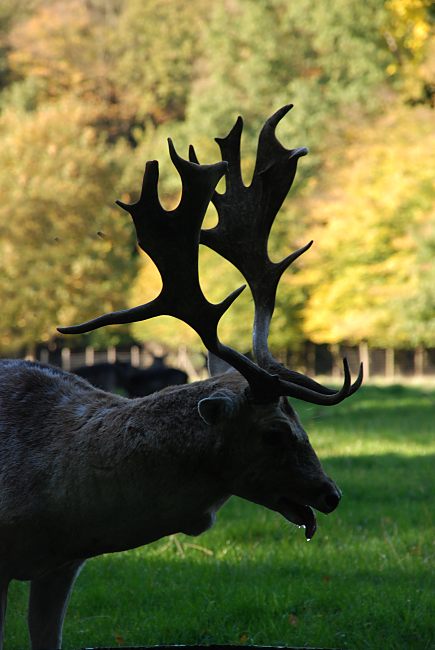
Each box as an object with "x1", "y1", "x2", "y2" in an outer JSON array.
[{"x1": 262, "y1": 429, "x2": 285, "y2": 447}]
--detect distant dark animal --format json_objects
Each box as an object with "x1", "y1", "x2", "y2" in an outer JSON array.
[{"x1": 74, "y1": 359, "x2": 188, "y2": 396}]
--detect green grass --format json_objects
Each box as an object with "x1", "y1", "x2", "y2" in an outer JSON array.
[{"x1": 5, "y1": 384, "x2": 435, "y2": 650}]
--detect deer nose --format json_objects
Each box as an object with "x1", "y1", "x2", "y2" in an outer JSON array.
[{"x1": 318, "y1": 484, "x2": 342, "y2": 513}]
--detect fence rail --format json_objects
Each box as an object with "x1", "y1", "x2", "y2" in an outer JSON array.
[
  {"x1": 29, "y1": 343, "x2": 206, "y2": 380},
  {"x1": 18, "y1": 342, "x2": 435, "y2": 380}
]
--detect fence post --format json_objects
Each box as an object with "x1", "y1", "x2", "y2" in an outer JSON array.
[
  {"x1": 107, "y1": 346, "x2": 116, "y2": 364},
  {"x1": 385, "y1": 348, "x2": 395, "y2": 379},
  {"x1": 85, "y1": 346, "x2": 95, "y2": 366},
  {"x1": 61, "y1": 347, "x2": 71, "y2": 371},
  {"x1": 359, "y1": 342, "x2": 370, "y2": 379},
  {"x1": 330, "y1": 344, "x2": 341, "y2": 378},
  {"x1": 130, "y1": 345, "x2": 141, "y2": 367},
  {"x1": 414, "y1": 347, "x2": 425, "y2": 376},
  {"x1": 141, "y1": 345, "x2": 153, "y2": 367}
]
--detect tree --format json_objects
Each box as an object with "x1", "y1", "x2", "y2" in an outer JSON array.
[
  {"x1": 301, "y1": 103, "x2": 435, "y2": 348},
  {"x1": 5, "y1": 0, "x2": 209, "y2": 140},
  {"x1": 0, "y1": 0, "x2": 433, "y2": 355},
  {"x1": 114, "y1": 0, "x2": 209, "y2": 126},
  {"x1": 0, "y1": 98, "x2": 135, "y2": 353}
]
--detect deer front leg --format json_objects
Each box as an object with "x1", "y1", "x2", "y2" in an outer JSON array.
[
  {"x1": 0, "y1": 578, "x2": 9, "y2": 650},
  {"x1": 28, "y1": 560, "x2": 84, "y2": 650}
]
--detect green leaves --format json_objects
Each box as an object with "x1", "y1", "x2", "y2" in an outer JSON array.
[{"x1": 0, "y1": 99, "x2": 135, "y2": 351}]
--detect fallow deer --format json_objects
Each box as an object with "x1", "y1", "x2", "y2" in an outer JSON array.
[
  {"x1": 0, "y1": 105, "x2": 362, "y2": 650},
  {"x1": 74, "y1": 359, "x2": 188, "y2": 396}
]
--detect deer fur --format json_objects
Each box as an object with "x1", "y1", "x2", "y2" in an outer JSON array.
[{"x1": 0, "y1": 358, "x2": 340, "y2": 649}]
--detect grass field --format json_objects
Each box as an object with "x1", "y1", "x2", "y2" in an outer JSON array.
[{"x1": 4, "y1": 384, "x2": 435, "y2": 650}]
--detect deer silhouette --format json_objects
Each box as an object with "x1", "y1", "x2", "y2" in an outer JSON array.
[{"x1": 0, "y1": 106, "x2": 362, "y2": 649}]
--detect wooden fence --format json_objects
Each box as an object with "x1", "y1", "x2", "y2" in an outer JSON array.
[
  {"x1": 21, "y1": 342, "x2": 435, "y2": 380},
  {"x1": 30, "y1": 343, "x2": 206, "y2": 380}
]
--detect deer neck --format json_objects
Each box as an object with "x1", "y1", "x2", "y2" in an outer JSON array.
[{"x1": 59, "y1": 383, "x2": 231, "y2": 555}]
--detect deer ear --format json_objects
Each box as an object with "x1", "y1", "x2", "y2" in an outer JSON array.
[{"x1": 197, "y1": 393, "x2": 237, "y2": 425}]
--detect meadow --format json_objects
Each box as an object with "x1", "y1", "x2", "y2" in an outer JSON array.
[{"x1": 4, "y1": 384, "x2": 434, "y2": 650}]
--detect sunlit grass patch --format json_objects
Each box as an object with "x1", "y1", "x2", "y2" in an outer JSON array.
[
  {"x1": 4, "y1": 384, "x2": 435, "y2": 650},
  {"x1": 298, "y1": 384, "x2": 435, "y2": 458}
]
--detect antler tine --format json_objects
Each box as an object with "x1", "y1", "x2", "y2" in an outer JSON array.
[
  {"x1": 252, "y1": 239, "x2": 313, "y2": 368},
  {"x1": 213, "y1": 115, "x2": 245, "y2": 194},
  {"x1": 199, "y1": 105, "x2": 310, "y2": 293},
  {"x1": 58, "y1": 142, "x2": 242, "y2": 345},
  {"x1": 348, "y1": 362, "x2": 364, "y2": 395},
  {"x1": 197, "y1": 105, "x2": 362, "y2": 402}
]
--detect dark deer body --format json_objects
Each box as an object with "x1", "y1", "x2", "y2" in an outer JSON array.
[
  {"x1": 0, "y1": 360, "x2": 336, "y2": 571},
  {"x1": 74, "y1": 359, "x2": 188, "y2": 396},
  {"x1": 0, "y1": 107, "x2": 362, "y2": 649},
  {"x1": 0, "y1": 359, "x2": 339, "y2": 649}
]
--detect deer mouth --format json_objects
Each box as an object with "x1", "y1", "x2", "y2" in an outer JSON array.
[{"x1": 277, "y1": 498, "x2": 317, "y2": 540}]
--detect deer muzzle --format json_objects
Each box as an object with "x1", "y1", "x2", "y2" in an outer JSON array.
[{"x1": 276, "y1": 479, "x2": 342, "y2": 541}]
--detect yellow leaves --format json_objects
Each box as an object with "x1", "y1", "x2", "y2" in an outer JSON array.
[
  {"x1": 130, "y1": 251, "x2": 197, "y2": 349},
  {"x1": 131, "y1": 252, "x2": 163, "y2": 305},
  {"x1": 47, "y1": 143, "x2": 58, "y2": 156},
  {"x1": 8, "y1": 0, "x2": 95, "y2": 89},
  {"x1": 385, "y1": 0, "x2": 432, "y2": 56},
  {"x1": 300, "y1": 103, "x2": 435, "y2": 347},
  {"x1": 382, "y1": 2, "x2": 433, "y2": 94},
  {"x1": 0, "y1": 97, "x2": 134, "y2": 351},
  {"x1": 129, "y1": 242, "x2": 255, "y2": 351}
]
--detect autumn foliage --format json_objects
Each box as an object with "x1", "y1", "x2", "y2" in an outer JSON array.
[{"x1": 0, "y1": 0, "x2": 433, "y2": 353}]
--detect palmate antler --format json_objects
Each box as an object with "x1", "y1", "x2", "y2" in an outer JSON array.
[
  {"x1": 191, "y1": 104, "x2": 363, "y2": 398},
  {"x1": 58, "y1": 107, "x2": 362, "y2": 405}
]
